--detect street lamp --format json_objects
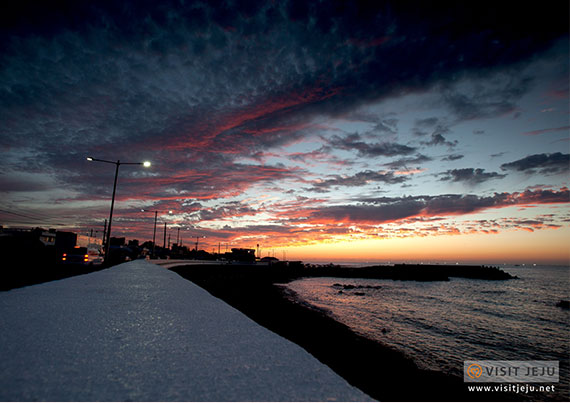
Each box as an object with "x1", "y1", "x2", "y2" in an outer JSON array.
[{"x1": 87, "y1": 157, "x2": 151, "y2": 264}]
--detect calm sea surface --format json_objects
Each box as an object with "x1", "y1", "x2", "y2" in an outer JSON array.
[{"x1": 285, "y1": 265, "x2": 569, "y2": 400}]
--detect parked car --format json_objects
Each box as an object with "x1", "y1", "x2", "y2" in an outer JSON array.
[{"x1": 61, "y1": 246, "x2": 103, "y2": 266}]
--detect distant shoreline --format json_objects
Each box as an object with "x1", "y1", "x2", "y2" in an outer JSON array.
[
  {"x1": 295, "y1": 262, "x2": 517, "y2": 281},
  {"x1": 169, "y1": 264, "x2": 522, "y2": 402}
]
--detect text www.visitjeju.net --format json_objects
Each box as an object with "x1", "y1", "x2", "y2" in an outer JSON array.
[{"x1": 467, "y1": 384, "x2": 557, "y2": 394}]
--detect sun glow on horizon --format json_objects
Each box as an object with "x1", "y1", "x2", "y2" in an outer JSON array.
[{"x1": 276, "y1": 228, "x2": 570, "y2": 266}]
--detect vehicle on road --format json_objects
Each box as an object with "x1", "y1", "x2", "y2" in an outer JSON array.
[{"x1": 61, "y1": 246, "x2": 103, "y2": 266}]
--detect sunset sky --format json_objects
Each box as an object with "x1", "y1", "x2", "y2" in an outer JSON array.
[{"x1": 1, "y1": 1, "x2": 568, "y2": 264}]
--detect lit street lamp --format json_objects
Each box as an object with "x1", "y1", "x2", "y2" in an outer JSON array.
[{"x1": 87, "y1": 157, "x2": 151, "y2": 264}]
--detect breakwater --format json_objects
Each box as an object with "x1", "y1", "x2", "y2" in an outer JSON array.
[{"x1": 299, "y1": 263, "x2": 516, "y2": 281}]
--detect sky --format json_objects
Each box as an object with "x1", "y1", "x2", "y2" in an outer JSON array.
[{"x1": 0, "y1": 1, "x2": 568, "y2": 264}]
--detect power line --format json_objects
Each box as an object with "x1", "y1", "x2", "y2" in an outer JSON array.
[
  {"x1": 0, "y1": 208, "x2": 49, "y2": 221},
  {"x1": 0, "y1": 205, "x2": 67, "y2": 220},
  {"x1": 0, "y1": 208, "x2": 68, "y2": 227}
]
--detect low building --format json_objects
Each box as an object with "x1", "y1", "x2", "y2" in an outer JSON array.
[{"x1": 227, "y1": 248, "x2": 256, "y2": 262}]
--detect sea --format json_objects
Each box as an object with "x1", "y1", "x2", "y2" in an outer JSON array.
[{"x1": 285, "y1": 264, "x2": 569, "y2": 401}]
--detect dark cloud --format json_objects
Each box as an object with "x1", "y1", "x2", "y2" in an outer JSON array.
[
  {"x1": 328, "y1": 133, "x2": 416, "y2": 157},
  {"x1": 0, "y1": 0, "x2": 567, "y2": 237},
  {"x1": 414, "y1": 117, "x2": 439, "y2": 128},
  {"x1": 308, "y1": 200, "x2": 424, "y2": 224},
  {"x1": 303, "y1": 187, "x2": 570, "y2": 224},
  {"x1": 307, "y1": 170, "x2": 407, "y2": 193},
  {"x1": 412, "y1": 117, "x2": 447, "y2": 137},
  {"x1": 384, "y1": 154, "x2": 433, "y2": 170},
  {"x1": 195, "y1": 201, "x2": 257, "y2": 222},
  {"x1": 439, "y1": 168, "x2": 506, "y2": 184},
  {"x1": 2, "y1": 1, "x2": 566, "y2": 159},
  {"x1": 490, "y1": 152, "x2": 506, "y2": 158},
  {"x1": 422, "y1": 133, "x2": 458, "y2": 148},
  {"x1": 286, "y1": 147, "x2": 354, "y2": 167},
  {"x1": 411, "y1": 118, "x2": 457, "y2": 148},
  {"x1": 441, "y1": 154, "x2": 464, "y2": 162},
  {"x1": 0, "y1": 174, "x2": 51, "y2": 192},
  {"x1": 121, "y1": 162, "x2": 306, "y2": 202},
  {"x1": 439, "y1": 75, "x2": 533, "y2": 121},
  {"x1": 501, "y1": 153, "x2": 570, "y2": 175},
  {"x1": 368, "y1": 118, "x2": 399, "y2": 136}
]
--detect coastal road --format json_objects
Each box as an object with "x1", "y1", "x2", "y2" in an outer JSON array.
[{"x1": 0, "y1": 259, "x2": 372, "y2": 401}]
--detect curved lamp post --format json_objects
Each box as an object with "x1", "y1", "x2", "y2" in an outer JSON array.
[{"x1": 87, "y1": 157, "x2": 151, "y2": 264}]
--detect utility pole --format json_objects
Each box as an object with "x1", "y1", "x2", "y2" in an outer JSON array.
[
  {"x1": 104, "y1": 160, "x2": 120, "y2": 264},
  {"x1": 152, "y1": 211, "x2": 157, "y2": 258},
  {"x1": 102, "y1": 219, "x2": 107, "y2": 252},
  {"x1": 163, "y1": 223, "x2": 167, "y2": 249}
]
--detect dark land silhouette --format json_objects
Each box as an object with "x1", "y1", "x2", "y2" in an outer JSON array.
[{"x1": 296, "y1": 263, "x2": 517, "y2": 281}]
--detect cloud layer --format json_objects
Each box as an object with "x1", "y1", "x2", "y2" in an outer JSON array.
[{"x1": 0, "y1": 1, "x2": 568, "y2": 255}]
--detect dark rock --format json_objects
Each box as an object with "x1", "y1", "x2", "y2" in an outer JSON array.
[{"x1": 555, "y1": 300, "x2": 570, "y2": 309}]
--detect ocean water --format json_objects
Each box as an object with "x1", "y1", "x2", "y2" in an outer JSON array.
[{"x1": 285, "y1": 265, "x2": 569, "y2": 400}]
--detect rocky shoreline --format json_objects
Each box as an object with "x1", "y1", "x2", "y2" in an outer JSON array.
[{"x1": 169, "y1": 264, "x2": 521, "y2": 402}]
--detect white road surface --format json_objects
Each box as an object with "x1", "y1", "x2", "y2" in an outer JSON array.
[{"x1": 0, "y1": 260, "x2": 372, "y2": 401}]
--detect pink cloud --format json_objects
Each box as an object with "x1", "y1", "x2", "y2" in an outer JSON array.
[{"x1": 522, "y1": 126, "x2": 570, "y2": 136}]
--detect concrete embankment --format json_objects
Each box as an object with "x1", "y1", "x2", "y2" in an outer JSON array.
[{"x1": 0, "y1": 260, "x2": 372, "y2": 402}]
